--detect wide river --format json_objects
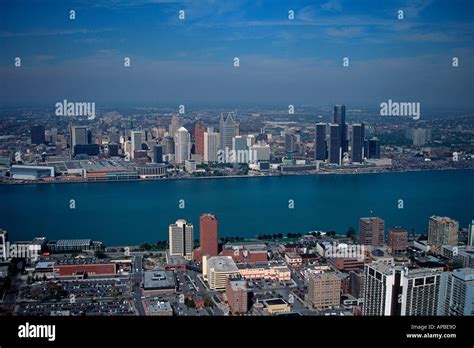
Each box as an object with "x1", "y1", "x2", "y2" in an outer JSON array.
[{"x1": 0, "y1": 170, "x2": 473, "y2": 245}]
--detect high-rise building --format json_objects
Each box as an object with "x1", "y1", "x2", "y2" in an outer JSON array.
[
  {"x1": 359, "y1": 217, "x2": 385, "y2": 247},
  {"x1": 315, "y1": 123, "x2": 327, "y2": 161},
  {"x1": 368, "y1": 138, "x2": 381, "y2": 159},
  {"x1": 226, "y1": 277, "x2": 248, "y2": 314},
  {"x1": 285, "y1": 133, "x2": 297, "y2": 153},
  {"x1": 232, "y1": 136, "x2": 248, "y2": 153},
  {"x1": 0, "y1": 229, "x2": 8, "y2": 261},
  {"x1": 387, "y1": 227, "x2": 408, "y2": 254},
  {"x1": 362, "y1": 263, "x2": 442, "y2": 316},
  {"x1": 30, "y1": 125, "x2": 45, "y2": 145},
  {"x1": 163, "y1": 136, "x2": 175, "y2": 155},
  {"x1": 468, "y1": 220, "x2": 474, "y2": 247},
  {"x1": 305, "y1": 272, "x2": 341, "y2": 309},
  {"x1": 428, "y1": 216, "x2": 459, "y2": 251},
  {"x1": 194, "y1": 214, "x2": 218, "y2": 262},
  {"x1": 169, "y1": 115, "x2": 181, "y2": 139},
  {"x1": 204, "y1": 128, "x2": 219, "y2": 163},
  {"x1": 71, "y1": 126, "x2": 88, "y2": 147},
  {"x1": 328, "y1": 124, "x2": 341, "y2": 165},
  {"x1": 194, "y1": 120, "x2": 205, "y2": 157},
  {"x1": 219, "y1": 113, "x2": 238, "y2": 151},
  {"x1": 203, "y1": 255, "x2": 239, "y2": 290},
  {"x1": 351, "y1": 123, "x2": 365, "y2": 163},
  {"x1": 131, "y1": 130, "x2": 144, "y2": 160},
  {"x1": 174, "y1": 127, "x2": 190, "y2": 164},
  {"x1": 438, "y1": 268, "x2": 474, "y2": 316},
  {"x1": 169, "y1": 219, "x2": 194, "y2": 260},
  {"x1": 333, "y1": 105, "x2": 347, "y2": 154},
  {"x1": 154, "y1": 144, "x2": 163, "y2": 163}
]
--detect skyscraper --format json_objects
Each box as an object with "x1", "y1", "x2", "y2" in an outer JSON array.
[
  {"x1": 438, "y1": 268, "x2": 474, "y2": 316},
  {"x1": 328, "y1": 124, "x2": 341, "y2": 165},
  {"x1": 368, "y1": 138, "x2": 381, "y2": 159},
  {"x1": 163, "y1": 135, "x2": 175, "y2": 155},
  {"x1": 285, "y1": 133, "x2": 297, "y2": 153},
  {"x1": 0, "y1": 229, "x2": 8, "y2": 261},
  {"x1": 362, "y1": 263, "x2": 442, "y2": 316},
  {"x1": 30, "y1": 125, "x2": 45, "y2": 145},
  {"x1": 314, "y1": 123, "x2": 327, "y2": 161},
  {"x1": 169, "y1": 219, "x2": 194, "y2": 260},
  {"x1": 219, "y1": 112, "x2": 238, "y2": 151},
  {"x1": 200, "y1": 214, "x2": 218, "y2": 258},
  {"x1": 71, "y1": 126, "x2": 88, "y2": 156},
  {"x1": 468, "y1": 220, "x2": 474, "y2": 247},
  {"x1": 351, "y1": 123, "x2": 365, "y2": 163},
  {"x1": 359, "y1": 217, "x2": 385, "y2": 247},
  {"x1": 194, "y1": 120, "x2": 205, "y2": 157},
  {"x1": 428, "y1": 216, "x2": 459, "y2": 251},
  {"x1": 154, "y1": 144, "x2": 163, "y2": 163},
  {"x1": 174, "y1": 127, "x2": 190, "y2": 164},
  {"x1": 204, "y1": 128, "x2": 219, "y2": 163},
  {"x1": 333, "y1": 105, "x2": 347, "y2": 154},
  {"x1": 131, "y1": 130, "x2": 144, "y2": 160},
  {"x1": 169, "y1": 115, "x2": 181, "y2": 139}
]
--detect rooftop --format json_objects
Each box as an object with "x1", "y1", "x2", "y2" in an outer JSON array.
[
  {"x1": 207, "y1": 256, "x2": 238, "y2": 273},
  {"x1": 143, "y1": 270, "x2": 176, "y2": 290}
]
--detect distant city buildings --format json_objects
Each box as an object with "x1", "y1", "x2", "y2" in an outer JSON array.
[{"x1": 169, "y1": 219, "x2": 194, "y2": 260}]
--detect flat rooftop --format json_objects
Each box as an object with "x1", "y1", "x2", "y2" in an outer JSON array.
[
  {"x1": 263, "y1": 298, "x2": 287, "y2": 306},
  {"x1": 143, "y1": 270, "x2": 176, "y2": 290},
  {"x1": 207, "y1": 256, "x2": 238, "y2": 273}
]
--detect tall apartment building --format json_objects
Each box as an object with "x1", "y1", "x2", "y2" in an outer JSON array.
[
  {"x1": 305, "y1": 272, "x2": 341, "y2": 309},
  {"x1": 359, "y1": 217, "x2": 385, "y2": 247},
  {"x1": 438, "y1": 268, "x2": 474, "y2": 316},
  {"x1": 387, "y1": 227, "x2": 408, "y2": 254},
  {"x1": 428, "y1": 216, "x2": 459, "y2": 251},
  {"x1": 226, "y1": 277, "x2": 248, "y2": 314},
  {"x1": 362, "y1": 263, "x2": 442, "y2": 316},
  {"x1": 169, "y1": 219, "x2": 194, "y2": 260}
]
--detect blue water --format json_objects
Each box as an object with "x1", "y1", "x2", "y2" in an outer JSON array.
[{"x1": 0, "y1": 170, "x2": 473, "y2": 245}]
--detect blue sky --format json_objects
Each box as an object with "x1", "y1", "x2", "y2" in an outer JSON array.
[{"x1": 0, "y1": 0, "x2": 473, "y2": 108}]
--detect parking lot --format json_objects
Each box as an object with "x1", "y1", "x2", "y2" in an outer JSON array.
[{"x1": 16, "y1": 299, "x2": 134, "y2": 316}]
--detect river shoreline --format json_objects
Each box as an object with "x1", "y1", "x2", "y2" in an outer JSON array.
[{"x1": 0, "y1": 166, "x2": 472, "y2": 186}]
